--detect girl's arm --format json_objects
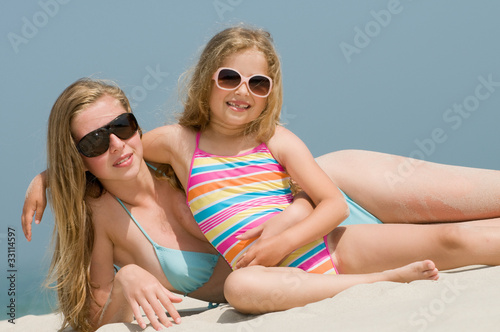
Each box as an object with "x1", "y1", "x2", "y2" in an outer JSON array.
[
  {"x1": 21, "y1": 124, "x2": 185, "y2": 241},
  {"x1": 21, "y1": 124, "x2": 182, "y2": 240},
  {"x1": 238, "y1": 127, "x2": 348, "y2": 267},
  {"x1": 142, "y1": 124, "x2": 191, "y2": 165},
  {"x1": 141, "y1": 124, "x2": 194, "y2": 188},
  {"x1": 141, "y1": 126, "x2": 173, "y2": 164},
  {"x1": 271, "y1": 126, "x2": 349, "y2": 250},
  {"x1": 21, "y1": 171, "x2": 47, "y2": 241}
]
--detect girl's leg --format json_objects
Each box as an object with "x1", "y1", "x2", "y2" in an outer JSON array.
[
  {"x1": 329, "y1": 222, "x2": 500, "y2": 274},
  {"x1": 224, "y1": 261, "x2": 438, "y2": 314},
  {"x1": 316, "y1": 150, "x2": 500, "y2": 223}
]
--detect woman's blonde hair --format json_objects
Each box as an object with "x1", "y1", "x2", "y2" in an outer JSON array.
[
  {"x1": 46, "y1": 78, "x2": 133, "y2": 331},
  {"x1": 178, "y1": 25, "x2": 283, "y2": 142}
]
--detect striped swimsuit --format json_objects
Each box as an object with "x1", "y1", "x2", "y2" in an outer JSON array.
[{"x1": 186, "y1": 132, "x2": 338, "y2": 274}]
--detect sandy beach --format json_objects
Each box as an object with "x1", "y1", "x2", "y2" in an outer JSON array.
[{"x1": 3, "y1": 265, "x2": 500, "y2": 332}]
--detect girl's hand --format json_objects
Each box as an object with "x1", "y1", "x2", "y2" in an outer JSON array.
[
  {"x1": 235, "y1": 215, "x2": 294, "y2": 268},
  {"x1": 113, "y1": 265, "x2": 183, "y2": 330},
  {"x1": 236, "y1": 224, "x2": 265, "y2": 242},
  {"x1": 235, "y1": 233, "x2": 290, "y2": 269},
  {"x1": 235, "y1": 192, "x2": 315, "y2": 269},
  {"x1": 21, "y1": 171, "x2": 47, "y2": 242}
]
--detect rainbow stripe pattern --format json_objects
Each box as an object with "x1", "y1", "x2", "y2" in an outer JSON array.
[{"x1": 186, "y1": 137, "x2": 338, "y2": 275}]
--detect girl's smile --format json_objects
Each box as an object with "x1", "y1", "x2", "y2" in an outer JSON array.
[{"x1": 227, "y1": 100, "x2": 251, "y2": 112}]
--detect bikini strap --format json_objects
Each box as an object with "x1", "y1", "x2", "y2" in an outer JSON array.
[
  {"x1": 146, "y1": 162, "x2": 157, "y2": 171},
  {"x1": 195, "y1": 131, "x2": 201, "y2": 150},
  {"x1": 115, "y1": 197, "x2": 156, "y2": 246}
]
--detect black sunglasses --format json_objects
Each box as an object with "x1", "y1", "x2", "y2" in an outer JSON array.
[{"x1": 76, "y1": 113, "x2": 139, "y2": 157}]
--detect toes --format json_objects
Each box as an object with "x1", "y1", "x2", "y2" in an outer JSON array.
[
  {"x1": 423, "y1": 259, "x2": 436, "y2": 272},
  {"x1": 422, "y1": 267, "x2": 439, "y2": 280}
]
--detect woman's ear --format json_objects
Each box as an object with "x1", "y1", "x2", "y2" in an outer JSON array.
[{"x1": 81, "y1": 158, "x2": 89, "y2": 172}]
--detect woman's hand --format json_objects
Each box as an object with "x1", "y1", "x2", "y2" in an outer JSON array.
[
  {"x1": 21, "y1": 171, "x2": 47, "y2": 241},
  {"x1": 112, "y1": 264, "x2": 183, "y2": 330}
]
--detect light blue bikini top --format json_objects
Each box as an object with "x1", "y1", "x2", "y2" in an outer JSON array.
[{"x1": 115, "y1": 197, "x2": 220, "y2": 295}]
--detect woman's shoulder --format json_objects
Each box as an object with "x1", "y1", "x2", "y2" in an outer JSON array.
[{"x1": 87, "y1": 192, "x2": 121, "y2": 227}]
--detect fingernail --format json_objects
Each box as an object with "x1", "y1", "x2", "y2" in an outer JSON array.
[{"x1": 175, "y1": 317, "x2": 182, "y2": 324}]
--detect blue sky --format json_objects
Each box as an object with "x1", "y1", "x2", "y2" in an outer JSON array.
[{"x1": 1, "y1": 0, "x2": 499, "y2": 319}]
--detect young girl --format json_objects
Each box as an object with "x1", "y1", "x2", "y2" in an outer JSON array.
[
  {"x1": 140, "y1": 25, "x2": 500, "y2": 281},
  {"x1": 142, "y1": 27, "x2": 357, "y2": 273}
]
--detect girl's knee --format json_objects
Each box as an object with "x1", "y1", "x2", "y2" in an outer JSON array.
[{"x1": 224, "y1": 266, "x2": 266, "y2": 313}]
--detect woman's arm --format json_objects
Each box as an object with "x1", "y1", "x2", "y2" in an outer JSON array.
[
  {"x1": 90, "y1": 206, "x2": 182, "y2": 330},
  {"x1": 95, "y1": 265, "x2": 182, "y2": 330}
]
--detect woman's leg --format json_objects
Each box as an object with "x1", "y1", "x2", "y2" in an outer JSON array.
[
  {"x1": 316, "y1": 150, "x2": 500, "y2": 223},
  {"x1": 329, "y1": 222, "x2": 500, "y2": 274},
  {"x1": 224, "y1": 261, "x2": 438, "y2": 314}
]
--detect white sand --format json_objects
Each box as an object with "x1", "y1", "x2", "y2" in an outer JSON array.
[{"x1": 3, "y1": 265, "x2": 500, "y2": 332}]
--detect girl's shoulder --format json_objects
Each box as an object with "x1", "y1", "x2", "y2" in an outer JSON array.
[
  {"x1": 268, "y1": 125, "x2": 300, "y2": 147},
  {"x1": 273, "y1": 125, "x2": 292, "y2": 135},
  {"x1": 267, "y1": 126, "x2": 308, "y2": 165}
]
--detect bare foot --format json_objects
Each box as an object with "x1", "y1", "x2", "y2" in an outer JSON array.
[{"x1": 383, "y1": 260, "x2": 439, "y2": 283}]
